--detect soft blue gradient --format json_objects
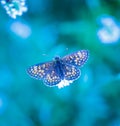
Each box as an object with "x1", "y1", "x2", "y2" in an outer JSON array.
[{"x1": 0, "y1": 0, "x2": 120, "y2": 126}]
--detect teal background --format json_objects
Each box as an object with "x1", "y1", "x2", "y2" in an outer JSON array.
[{"x1": 0, "y1": 0, "x2": 120, "y2": 126}]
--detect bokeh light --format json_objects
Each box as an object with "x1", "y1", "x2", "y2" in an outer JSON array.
[
  {"x1": 10, "y1": 21, "x2": 31, "y2": 38},
  {"x1": 97, "y1": 15, "x2": 120, "y2": 44}
]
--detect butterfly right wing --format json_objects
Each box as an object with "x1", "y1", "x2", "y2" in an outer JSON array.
[
  {"x1": 62, "y1": 50, "x2": 89, "y2": 67},
  {"x1": 54, "y1": 63, "x2": 81, "y2": 88},
  {"x1": 62, "y1": 63, "x2": 81, "y2": 81},
  {"x1": 27, "y1": 62, "x2": 61, "y2": 87}
]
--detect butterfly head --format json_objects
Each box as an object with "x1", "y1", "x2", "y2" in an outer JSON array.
[{"x1": 54, "y1": 56, "x2": 61, "y2": 61}]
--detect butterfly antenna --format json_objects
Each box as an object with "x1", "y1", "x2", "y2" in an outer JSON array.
[{"x1": 62, "y1": 47, "x2": 69, "y2": 56}]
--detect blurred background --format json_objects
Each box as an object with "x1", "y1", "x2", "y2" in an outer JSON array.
[{"x1": 0, "y1": 0, "x2": 120, "y2": 126}]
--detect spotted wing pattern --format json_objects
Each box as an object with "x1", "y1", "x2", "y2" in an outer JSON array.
[
  {"x1": 27, "y1": 62, "x2": 61, "y2": 87},
  {"x1": 62, "y1": 50, "x2": 89, "y2": 67},
  {"x1": 43, "y1": 69, "x2": 61, "y2": 87},
  {"x1": 27, "y1": 62, "x2": 53, "y2": 79},
  {"x1": 62, "y1": 64, "x2": 81, "y2": 81}
]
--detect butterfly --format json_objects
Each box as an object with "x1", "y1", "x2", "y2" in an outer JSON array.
[{"x1": 27, "y1": 50, "x2": 89, "y2": 88}]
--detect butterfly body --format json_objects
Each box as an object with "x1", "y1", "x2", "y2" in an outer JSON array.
[
  {"x1": 54, "y1": 57, "x2": 64, "y2": 79},
  {"x1": 27, "y1": 50, "x2": 89, "y2": 88}
]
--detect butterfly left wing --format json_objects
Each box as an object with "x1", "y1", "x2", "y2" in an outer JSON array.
[
  {"x1": 27, "y1": 62, "x2": 54, "y2": 80},
  {"x1": 27, "y1": 62, "x2": 61, "y2": 87},
  {"x1": 62, "y1": 50, "x2": 89, "y2": 67}
]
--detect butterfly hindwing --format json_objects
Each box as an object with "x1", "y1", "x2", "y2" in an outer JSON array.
[
  {"x1": 62, "y1": 50, "x2": 89, "y2": 67},
  {"x1": 62, "y1": 63, "x2": 81, "y2": 81},
  {"x1": 43, "y1": 68, "x2": 61, "y2": 87}
]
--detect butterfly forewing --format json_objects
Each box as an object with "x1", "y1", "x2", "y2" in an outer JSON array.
[
  {"x1": 27, "y1": 62, "x2": 54, "y2": 80},
  {"x1": 62, "y1": 64, "x2": 81, "y2": 81},
  {"x1": 62, "y1": 50, "x2": 89, "y2": 67}
]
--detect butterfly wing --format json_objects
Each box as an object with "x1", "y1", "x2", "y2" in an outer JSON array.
[
  {"x1": 43, "y1": 68, "x2": 61, "y2": 87},
  {"x1": 62, "y1": 63, "x2": 81, "y2": 81},
  {"x1": 62, "y1": 50, "x2": 89, "y2": 67},
  {"x1": 27, "y1": 62, "x2": 61, "y2": 87},
  {"x1": 27, "y1": 62, "x2": 53, "y2": 80}
]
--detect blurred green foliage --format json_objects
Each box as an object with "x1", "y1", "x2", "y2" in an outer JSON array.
[{"x1": 0, "y1": 0, "x2": 120, "y2": 126}]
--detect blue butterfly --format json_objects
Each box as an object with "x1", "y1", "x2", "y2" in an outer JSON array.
[{"x1": 27, "y1": 50, "x2": 89, "y2": 88}]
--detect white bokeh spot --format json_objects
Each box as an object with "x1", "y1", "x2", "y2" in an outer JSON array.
[
  {"x1": 97, "y1": 16, "x2": 120, "y2": 44},
  {"x1": 10, "y1": 21, "x2": 31, "y2": 38}
]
